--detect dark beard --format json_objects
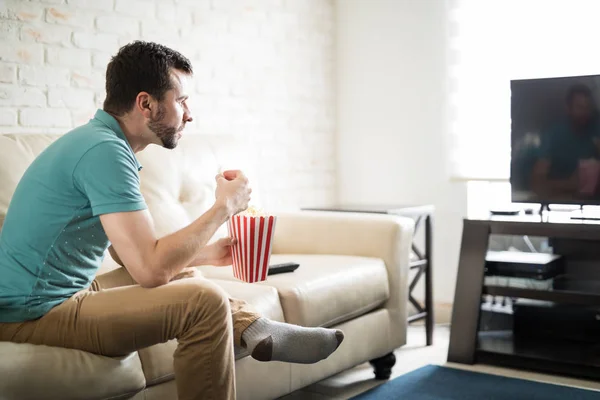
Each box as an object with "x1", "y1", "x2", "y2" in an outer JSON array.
[{"x1": 147, "y1": 105, "x2": 182, "y2": 149}]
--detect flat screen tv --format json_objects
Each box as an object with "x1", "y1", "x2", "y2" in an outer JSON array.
[{"x1": 511, "y1": 74, "x2": 600, "y2": 205}]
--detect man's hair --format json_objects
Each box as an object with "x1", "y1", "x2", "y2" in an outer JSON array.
[
  {"x1": 103, "y1": 41, "x2": 193, "y2": 116},
  {"x1": 566, "y1": 83, "x2": 593, "y2": 106}
]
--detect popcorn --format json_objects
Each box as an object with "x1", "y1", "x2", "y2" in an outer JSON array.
[
  {"x1": 227, "y1": 207, "x2": 277, "y2": 283},
  {"x1": 239, "y1": 205, "x2": 267, "y2": 217}
]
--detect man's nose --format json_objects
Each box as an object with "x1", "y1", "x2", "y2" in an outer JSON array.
[{"x1": 184, "y1": 109, "x2": 193, "y2": 123}]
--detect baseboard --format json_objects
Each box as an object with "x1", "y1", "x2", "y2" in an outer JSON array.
[
  {"x1": 408, "y1": 302, "x2": 453, "y2": 325},
  {"x1": 434, "y1": 303, "x2": 452, "y2": 325}
]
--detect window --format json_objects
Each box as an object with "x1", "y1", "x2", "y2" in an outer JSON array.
[
  {"x1": 467, "y1": 181, "x2": 511, "y2": 215},
  {"x1": 448, "y1": 0, "x2": 600, "y2": 181}
]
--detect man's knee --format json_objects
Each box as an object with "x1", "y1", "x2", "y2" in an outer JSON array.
[{"x1": 177, "y1": 279, "x2": 230, "y2": 319}]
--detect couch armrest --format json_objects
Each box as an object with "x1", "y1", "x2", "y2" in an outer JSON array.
[{"x1": 272, "y1": 211, "x2": 415, "y2": 328}]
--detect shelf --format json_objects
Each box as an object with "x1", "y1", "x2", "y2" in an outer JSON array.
[
  {"x1": 483, "y1": 275, "x2": 600, "y2": 306},
  {"x1": 477, "y1": 331, "x2": 600, "y2": 379},
  {"x1": 483, "y1": 285, "x2": 600, "y2": 306},
  {"x1": 467, "y1": 217, "x2": 600, "y2": 241}
]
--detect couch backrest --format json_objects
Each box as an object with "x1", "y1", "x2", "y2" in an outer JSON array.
[
  {"x1": 0, "y1": 135, "x2": 60, "y2": 227},
  {"x1": 0, "y1": 134, "x2": 258, "y2": 243}
]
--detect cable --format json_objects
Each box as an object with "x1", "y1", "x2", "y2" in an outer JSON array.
[{"x1": 523, "y1": 235, "x2": 538, "y2": 253}]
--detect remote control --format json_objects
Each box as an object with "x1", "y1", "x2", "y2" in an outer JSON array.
[{"x1": 268, "y1": 262, "x2": 300, "y2": 275}]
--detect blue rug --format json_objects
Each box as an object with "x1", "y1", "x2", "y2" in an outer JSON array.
[{"x1": 350, "y1": 365, "x2": 599, "y2": 400}]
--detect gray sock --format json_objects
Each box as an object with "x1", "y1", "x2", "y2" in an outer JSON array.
[{"x1": 241, "y1": 318, "x2": 344, "y2": 364}]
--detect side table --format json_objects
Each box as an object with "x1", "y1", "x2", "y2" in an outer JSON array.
[{"x1": 302, "y1": 204, "x2": 435, "y2": 346}]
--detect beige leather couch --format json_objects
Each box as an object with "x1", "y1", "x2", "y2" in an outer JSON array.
[{"x1": 0, "y1": 133, "x2": 414, "y2": 400}]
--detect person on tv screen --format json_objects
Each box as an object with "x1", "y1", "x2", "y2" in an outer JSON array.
[{"x1": 531, "y1": 83, "x2": 600, "y2": 199}]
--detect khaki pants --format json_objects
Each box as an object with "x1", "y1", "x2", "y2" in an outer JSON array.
[{"x1": 0, "y1": 267, "x2": 261, "y2": 400}]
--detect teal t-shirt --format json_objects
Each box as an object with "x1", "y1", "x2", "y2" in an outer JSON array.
[
  {"x1": 0, "y1": 109, "x2": 147, "y2": 323},
  {"x1": 538, "y1": 120, "x2": 600, "y2": 179}
]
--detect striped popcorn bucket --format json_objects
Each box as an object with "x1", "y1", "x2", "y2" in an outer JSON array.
[{"x1": 227, "y1": 214, "x2": 277, "y2": 283}]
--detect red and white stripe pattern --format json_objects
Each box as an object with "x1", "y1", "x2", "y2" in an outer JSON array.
[{"x1": 227, "y1": 215, "x2": 277, "y2": 283}]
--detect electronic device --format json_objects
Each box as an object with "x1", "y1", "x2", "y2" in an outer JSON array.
[
  {"x1": 513, "y1": 299, "x2": 600, "y2": 344},
  {"x1": 510, "y1": 74, "x2": 600, "y2": 208},
  {"x1": 485, "y1": 251, "x2": 564, "y2": 280},
  {"x1": 489, "y1": 206, "x2": 522, "y2": 216},
  {"x1": 268, "y1": 262, "x2": 299, "y2": 275}
]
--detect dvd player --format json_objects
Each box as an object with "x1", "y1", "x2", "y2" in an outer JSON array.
[{"x1": 485, "y1": 251, "x2": 564, "y2": 280}]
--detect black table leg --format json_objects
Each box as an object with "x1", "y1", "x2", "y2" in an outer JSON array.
[
  {"x1": 425, "y1": 214, "x2": 434, "y2": 346},
  {"x1": 448, "y1": 220, "x2": 490, "y2": 363}
]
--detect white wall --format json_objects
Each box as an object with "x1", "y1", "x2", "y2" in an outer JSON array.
[
  {"x1": 336, "y1": 0, "x2": 467, "y2": 306},
  {"x1": 0, "y1": 0, "x2": 336, "y2": 210},
  {"x1": 1, "y1": 0, "x2": 466, "y2": 306}
]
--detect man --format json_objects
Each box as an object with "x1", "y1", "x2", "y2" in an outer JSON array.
[
  {"x1": 531, "y1": 83, "x2": 600, "y2": 198},
  {"x1": 0, "y1": 42, "x2": 343, "y2": 400}
]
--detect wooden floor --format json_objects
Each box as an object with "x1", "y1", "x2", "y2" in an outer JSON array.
[{"x1": 279, "y1": 324, "x2": 600, "y2": 399}]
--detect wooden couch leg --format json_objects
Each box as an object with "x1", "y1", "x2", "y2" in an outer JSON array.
[{"x1": 369, "y1": 352, "x2": 396, "y2": 380}]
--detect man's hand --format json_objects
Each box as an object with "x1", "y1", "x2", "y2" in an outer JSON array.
[
  {"x1": 215, "y1": 170, "x2": 252, "y2": 216},
  {"x1": 170, "y1": 267, "x2": 202, "y2": 281},
  {"x1": 199, "y1": 237, "x2": 237, "y2": 266},
  {"x1": 531, "y1": 159, "x2": 579, "y2": 196}
]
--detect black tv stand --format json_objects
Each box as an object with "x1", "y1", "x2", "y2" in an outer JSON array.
[
  {"x1": 570, "y1": 207, "x2": 600, "y2": 221},
  {"x1": 448, "y1": 216, "x2": 600, "y2": 380},
  {"x1": 537, "y1": 204, "x2": 600, "y2": 220}
]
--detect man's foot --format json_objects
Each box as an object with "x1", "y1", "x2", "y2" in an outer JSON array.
[{"x1": 241, "y1": 318, "x2": 344, "y2": 364}]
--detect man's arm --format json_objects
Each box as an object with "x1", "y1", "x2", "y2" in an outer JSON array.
[
  {"x1": 100, "y1": 203, "x2": 229, "y2": 287},
  {"x1": 531, "y1": 159, "x2": 578, "y2": 195},
  {"x1": 107, "y1": 239, "x2": 226, "y2": 270},
  {"x1": 107, "y1": 245, "x2": 124, "y2": 267},
  {"x1": 100, "y1": 170, "x2": 250, "y2": 288}
]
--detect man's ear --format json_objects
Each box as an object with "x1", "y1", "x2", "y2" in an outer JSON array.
[{"x1": 135, "y1": 92, "x2": 153, "y2": 118}]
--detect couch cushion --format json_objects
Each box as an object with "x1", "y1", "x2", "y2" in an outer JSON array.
[
  {"x1": 199, "y1": 254, "x2": 390, "y2": 328},
  {"x1": 137, "y1": 278, "x2": 285, "y2": 386},
  {"x1": 0, "y1": 341, "x2": 145, "y2": 400},
  {"x1": 214, "y1": 279, "x2": 286, "y2": 322}
]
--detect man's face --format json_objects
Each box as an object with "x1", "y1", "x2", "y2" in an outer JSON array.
[
  {"x1": 147, "y1": 69, "x2": 193, "y2": 149},
  {"x1": 568, "y1": 93, "x2": 593, "y2": 128}
]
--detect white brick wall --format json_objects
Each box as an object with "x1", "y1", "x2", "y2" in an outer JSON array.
[
  {"x1": 0, "y1": 85, "x2": 46, "y2": 107},
  {"x1": 46, "y1": 46, "x2": 91, "y2": 68},
  {"x1": 0, "y1": 64, "x2": 16, "y2": 83},
  {"x1": 0, "y1": 108, "x2": 17, "y2": 126},
  {"x1": 19, "y1": 107, "x2": 71, "y2": 127},
  {"x1": 18, "y1": 65, "x2": 70, "y2": 86},
  {"x1": 0, "y1": 0, "x2": 336, "y2": 210}
]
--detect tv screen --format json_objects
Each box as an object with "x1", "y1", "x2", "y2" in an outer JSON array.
[{"x1": 511, "y1": 74, "x2": 600, "y2": 205}]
